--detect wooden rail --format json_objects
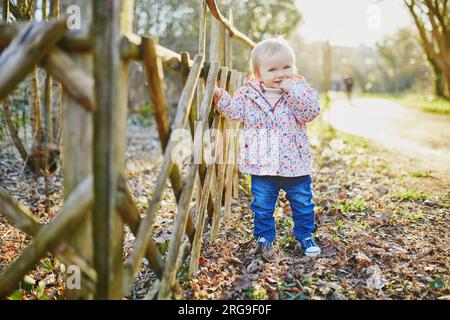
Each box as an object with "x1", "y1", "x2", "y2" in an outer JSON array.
[{"x1": 0, "y1": 0, "x2": 254, "y2": 300}]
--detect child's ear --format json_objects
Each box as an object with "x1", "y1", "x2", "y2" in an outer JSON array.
[
  {"x1": 253, "y1": 67, "x2": 260, "y2": 80},
  {"x1": 294, "y1": 74, "x2": 304, "y2": 81}
]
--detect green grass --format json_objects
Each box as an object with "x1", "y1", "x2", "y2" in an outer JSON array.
[
  {"x1": 410, "y1": 171, "x2": 429, "y2": 178},
  {"x1": 391, "y1": 190, "x2": 427, "y2": 202},
  {"x1": 129, "y1": 103, "x2": 154, "y2": 126},
  {"x1": 338, "y1": 198, "x2": 370, "y2": 213},
  {"x1": 243, "y1": 285, "x2": 268, "y2": 300},
  {"x1": 408, "y1": 212, "x2": 425, "y2": 223},
  {"x1": 240, "y1": 174, "x2": 252, "y2": 196},
  {"x1": 278, "y1": 234, "x2": 296, "y2": 250},
  {"x1": 320, "y1": 93, "x2": 332, "y2": 111},
  {"x1": 361, "y1": 93, "x2": 450, "y2": 116}
]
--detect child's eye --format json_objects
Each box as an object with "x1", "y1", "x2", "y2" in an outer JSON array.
[
  {"x1": 283, "y1": 66, "x2": 291, "y2": 69},
  {"x1": 268, "y1": 68, "x2": 275, "y2": 72}
]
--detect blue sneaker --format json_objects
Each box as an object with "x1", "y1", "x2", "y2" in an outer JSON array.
[
  {"x1": 298, "y1": 236, "x2": 321, "y2": 257},
  {"x1": 255, "y1": 236, "x2": 273, "y2": 255}
]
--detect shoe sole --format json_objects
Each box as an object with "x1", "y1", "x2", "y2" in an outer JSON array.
[
  {"x1": 296, "y1": 244, "x2": 321, "y2": 257},
  {"x1": 304, "y1": 248, "x2": 321, "y2": 257}
]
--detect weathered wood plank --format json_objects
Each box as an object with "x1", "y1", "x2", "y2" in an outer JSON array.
[
  {"x1": 157, "y1": 165, "x2": 198, "y2": 300},
  {"x1": 188, "y1": 61, "x2": 220, "y2": 276},
  {"x1": 142, "y1": 36, "x2": 170, "y2": 150},
  {"x1": 120, "y1": 33, "x2": 190, "y2": 69},
  {"x1": 210, "y1": 67, "x2": 229, "y2": 240},
  {"x1": 116, "y1": 179, "x2": 164, "y2": 278},
  {"x1": 92, "y1": 0, "x2": 134, "y2": 299},
  {"x1": 0, "y1": 186, "x2": 97, "y2": 291},
  {"x1": 60, "y1": 0, "x2": 94, "y2": 300},
  {"x1": 3, "y1": 0, "x2": 9, "y2": 22},
  {"x1": 142, "y1": 39, "x2": 196, "y2": 244},
  {"x1": 232, "y1": 73, "x2": 244, "y2": 199},
  {"x1": 205, "y1": 0, "x2": 256, "y2": 48},
  {"x1": 123, "y1": 54, "x2": 204, "y2": 294},
  {"x1": 180, "y1": 52, "x2": 211, "y2": 238},
  {"x1": 42, "y1": 47, "x2": 95, "y2": 111},
  {"x1": 0, "y1": 19, "x2": 67, "y2": 99},
  {"x1": 0, "y1": 187, "x2": 41, "y2": 235},
  {"x1": 223, "y1": 70, "x2": 239, "y2": 221},
  {"x1": 194, "y1": 12, "x2": 224, "y2": 222},
  {"x1": 193, "y1": 1, "x2": 207, "y2": 224},
  {"x1": 224, "y1": 9, "x2": 233, "y2": 69},
  {"x1": 0, "y1": 177, "x2": 93, "y2": 299},
  {"x1": 143, "y1": 279, "x2": 160, "y2": 300},
  {"x1": 0, "y1": 22, "x2": 90, "y2": 52}
]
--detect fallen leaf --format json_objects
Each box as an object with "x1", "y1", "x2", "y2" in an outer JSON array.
[
  {"x1": 388, "y1": 246, "x2": 408, "y2": 254},
  {"x1": 247, "y1": 259, "x2": 264, "y2": 273},
  {"x1": 199, "y1": 257, "x2": 208, "y2": 266},
  {"x1": 224, "y1": 256, "x2": 243, "y2": 265},
  {"x1": 354, "y1": 252, "x2": 372, "y2": 268},
  {"x1": 366, "y1": 265, "x2": 388, "y2": 290},
  {"x1": 234, "y1": 276, "x2": 252, "y2": 291}
]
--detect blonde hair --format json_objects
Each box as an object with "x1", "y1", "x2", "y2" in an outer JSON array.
[{"x1": 250, "y1": 36, "x2": 297, "y2": 78}]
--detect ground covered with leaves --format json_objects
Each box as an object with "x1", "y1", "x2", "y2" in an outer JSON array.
[
  {"x1": 173, "y1": 120, "x2": 449, "y2": 300},
  {"x1": 1, "y1": 110, "x2": 449, "y2": 300}
]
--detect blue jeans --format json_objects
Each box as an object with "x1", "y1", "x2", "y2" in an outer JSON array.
[{"x1": 250, "y1": 174, "x2": 315, "y2": 245}]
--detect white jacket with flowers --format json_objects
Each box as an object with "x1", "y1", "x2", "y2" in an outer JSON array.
[{"x1": 214, "y1": 76, "x2": 320, "y2": 177}]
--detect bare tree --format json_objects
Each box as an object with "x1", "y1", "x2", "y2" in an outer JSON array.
[
  {"x1": 1, "y1": 0, "x2": 61, "y2": 175},
  {"x1": 404, "y1": 0, "x2": 450, "y2": 97}
]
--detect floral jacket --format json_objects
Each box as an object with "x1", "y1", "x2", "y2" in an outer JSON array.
[{"x1": 214, "y1": 76, "x2": 320, "y2": 177}]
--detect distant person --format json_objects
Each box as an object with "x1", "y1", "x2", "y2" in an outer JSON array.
[{"x1": 343, "y1": 70, "x2": 354, "y2": 101}]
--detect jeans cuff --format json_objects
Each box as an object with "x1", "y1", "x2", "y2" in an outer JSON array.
[
  {"x1": 256, "y1": 236, "x2": 273, "y2": 248},
  {"x1": 297, "y1": 233, "x2": 314, "y2": 241}
]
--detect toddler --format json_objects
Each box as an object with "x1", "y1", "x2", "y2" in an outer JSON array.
[{"x1": 213, "y1": 37, "x2": 321, "y2": 257}]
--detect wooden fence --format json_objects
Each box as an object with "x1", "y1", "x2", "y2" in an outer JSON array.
[{"x1": 0, "y1": 0, "x2": 255, "y2": 299}]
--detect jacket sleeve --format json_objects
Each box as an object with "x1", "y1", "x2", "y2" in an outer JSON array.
[
  {"x1": 213, "y1": 87, "x2": 246, "y2": 121},
  {"x1": 284, "y1": 78, "x2": 320, "y2": 124}
]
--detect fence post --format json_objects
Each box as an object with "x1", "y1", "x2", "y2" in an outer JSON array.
[
  {"x1": 3, "y1": 0, "x2": 9, "y2": 22},
  {"x1": 226, "y1": 9, "x2": 241, "y2": 200},
  {"x1": 61, "y1": 0, "x2": 94, "y2": 300},
  {"x1": 188, "y1": 61, "x2": 220, "y2": 277},
  {"x1": 223, "y1": 70, "x2": 238, "y2": 222},
  {"x1": 92, "y1": 0, "x2": 134, "y2": 299},
  {"x1": 210, "y1": 66, "x2": 228, "y2": 240},
  {"x1": 194, "y1": 0, "x2": 207, "y2": 219}
]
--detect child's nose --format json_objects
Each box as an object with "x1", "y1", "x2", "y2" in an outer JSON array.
[{"x1": 276, "y1": 71, "x2": 285, "y2": 79}]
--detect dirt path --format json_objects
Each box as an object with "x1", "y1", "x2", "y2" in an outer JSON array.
[{"x1": 323, "y1": 97, "x2": 450, "y2": 181}]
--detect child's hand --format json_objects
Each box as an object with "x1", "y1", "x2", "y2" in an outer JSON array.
[
  {"x1": 280, "y1": 79, "x2": 295, "y2": 93},
  {"x1": 214, "y1": 86, "x2": 222, "y2": 99}
]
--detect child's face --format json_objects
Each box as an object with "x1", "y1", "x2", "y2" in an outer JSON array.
[{"x1": 257, "y1": 48, "x2": 295, "y2": 89}]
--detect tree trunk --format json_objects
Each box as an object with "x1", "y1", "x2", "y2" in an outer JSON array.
[
  {"x1": 430, "y1": 59, "x2": 445, "y2": 97},
  {"x1": 29, "y1": 67, "x2": 45, "y2": 174},
  {"x1": 43, "y1": 0, "x2": 52, "y2": 204},
  {"x1": 2, "y1": 101, "x2": 29, "y2": 161},
  {"x1": 3, "y1": 0, "x2": 9, "y2": 21},
  {"x1": 405, "y1": 0, "x2": 450, "y2": 98},
  {"x1": 50, "y1": 0, "x2": 63, "y2": 145}
]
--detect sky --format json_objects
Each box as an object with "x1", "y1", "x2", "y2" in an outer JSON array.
[{"x1": 295, "y1": 0, "x2": 413, "y2": 47}]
